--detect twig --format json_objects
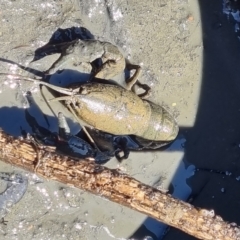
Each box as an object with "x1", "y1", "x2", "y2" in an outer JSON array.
[{"x1": 0, "y1": 129, "x2": 239, "y2": 240}]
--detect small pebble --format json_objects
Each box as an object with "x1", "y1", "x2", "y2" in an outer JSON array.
[{"x1": 187, "y1": 15, "x2": 194, "y2": 22}]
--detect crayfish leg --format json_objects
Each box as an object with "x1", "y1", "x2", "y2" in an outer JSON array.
[
  {"x1": 115, "y1": 148, "x2": 130, "y2": 162},
  {"x1": 57, "y1": 112, "x2": 71, "y2": 138},
  {"x1": 125, "y1": 63, "x2": 151, "y2": 98}
]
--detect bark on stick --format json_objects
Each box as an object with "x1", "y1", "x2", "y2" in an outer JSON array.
[{"x1": 0, "y1": 129, "x2": 239, "y2": 240}]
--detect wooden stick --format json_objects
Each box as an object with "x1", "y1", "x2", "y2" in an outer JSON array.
[{"x1": 0, "y1": 128, "x2": 239, "y2": 240}]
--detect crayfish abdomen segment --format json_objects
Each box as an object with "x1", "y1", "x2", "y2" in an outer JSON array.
[{"x1": 142, "y1": 102, "x2": 179, "y2": 141}]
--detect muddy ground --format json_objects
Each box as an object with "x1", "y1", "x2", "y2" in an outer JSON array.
[{"x1": 0, "y1": 0, "x2": 239, "y2": 239}]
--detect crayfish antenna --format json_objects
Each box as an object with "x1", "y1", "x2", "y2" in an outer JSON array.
[
  {"x1": 0, "y1": 73, "x2": 73, "y2": 96},
  {"x1": 48, "y1": 96, "x2": 73, "y2": 102},
  {"x1": 66, "y1": 104, "x2": 100, "y2": 151}
]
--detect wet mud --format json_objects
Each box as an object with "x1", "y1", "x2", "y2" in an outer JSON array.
[{"x1": 1, "y1": 0, "x2": 237, "y2": 240}]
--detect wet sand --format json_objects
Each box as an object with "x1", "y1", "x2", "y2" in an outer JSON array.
[{"x1": 0, "y1": 0, "x2": 239, "y2": 239}]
